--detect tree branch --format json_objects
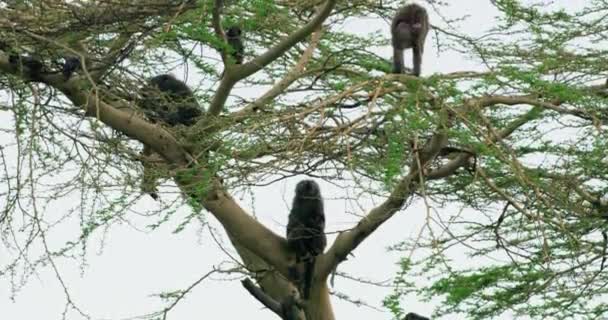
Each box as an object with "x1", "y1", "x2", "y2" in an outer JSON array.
[
  {"x1": 244, "y1": 27, "x2": 323, "y2": 113},
  {"x1": 428, "y1": 105, "x2": 542, "y2": 179},
  {"x1": 211, "y1": 0, "x2": 226, "y2": 64},
  {"x1": 206, "y1": 0, "x2": 337, "y2": 116},
  {"x1": 242, "y1": 278, "x2": 284, "y2": 316},
  {"x1": 0, "y1": 51, "x2": 292, "y2": 277},
  {"x1": 241, "y1": 278, "x2": 305, "y2": 320},
  {"x1": 238, "y1": 0, "x2": 335, "y2": 79},
  {"x1": 475, "y1": 94, "x2": 594, "y2": 121},
  {"x1": 318, "y1": 129, "x2": 448, "y2": 277}
]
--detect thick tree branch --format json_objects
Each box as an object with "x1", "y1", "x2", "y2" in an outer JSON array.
[
  {"x1": 0, "y1": 51, "x2": 292, "y2": 276},
  {"x1": 242, "y1": 278, "x2": 284, "y2": 316},
  {"x1": 242, "y1": 278, "x2": 305, "y2": 320},
  {"x1": 238, "y1": 0, "x2": 336, "y2": 79},
  {"x1": 312, "y1": 91, "x2": 549, "y2": 290},
  {"x1": 90, "y1": 98, "x2": 291, "y2": 274},
  {"x1": 426, "y1": 153, "x2": 473, "y2": 180}
]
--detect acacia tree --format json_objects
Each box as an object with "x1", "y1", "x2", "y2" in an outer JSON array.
[{"x1": 1, "y1": 0, "x2": 608, "y2": 319}]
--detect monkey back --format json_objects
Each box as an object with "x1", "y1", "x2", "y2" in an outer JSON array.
[
  {"x1": 404, "y1": 312, "x2": 430, "y2": 320},
  {"x1": 286, "y1": 180, "x2": 327, "y2": 259},
  {"x1": 139, "y1": 74, "x2": 202, "y2": 126}
]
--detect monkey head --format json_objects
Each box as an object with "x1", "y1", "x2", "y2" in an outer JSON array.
[
  {"x1": 294, "y1": 180, "x2": 321, "y2": 199},
  {"x1": 148, "y1": 74, "x2": 173, "y2": 87},
  {"x1": 392, "y1": 4, "x2": 429, "y2": 47},
  {"x1": 145, "y1": 74, "x2": 194, "y2": 99},
  {"x1": 395, "y1": 20, "x2": 423, "y2": 39},
  {"x1": 226, "y1": 26, "x2": 242, "y2": 38}
]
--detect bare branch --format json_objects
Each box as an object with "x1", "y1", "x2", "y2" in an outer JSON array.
[{"x1": 475, "y1": 95, "x2": 594, "y2": 121}]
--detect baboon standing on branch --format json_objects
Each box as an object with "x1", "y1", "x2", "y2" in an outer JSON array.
[{"x1": 391, "y1": 3, "x2": 430, "y2": 76}]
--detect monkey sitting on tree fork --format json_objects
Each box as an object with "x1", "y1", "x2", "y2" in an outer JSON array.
[
  {"x1": 286, "y1": 179, "x2": 327, "y2": 299},
  {"x1": 391, "y1": 3, "x2": 430, "y2": 77}
]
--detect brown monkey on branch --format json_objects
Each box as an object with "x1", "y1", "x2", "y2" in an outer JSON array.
[
  {"x1": 391, "y1": 3, "x2": 429, "y2": 76},
  {"x1": 286, "y1": 179, "x2": 327, "y2": 299}
]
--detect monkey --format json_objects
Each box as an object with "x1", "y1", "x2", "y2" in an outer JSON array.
[
  {"x1": 9, "y1": 54, "x2": 45, "y2": 81},
  {"x1": 391, "y1": 3, "x2": 429, "y2": 77},
  {"x1": 138, "y1": 74, "x2": 203, "y2": 200},
  {"x1": 286, "y1": 179, "x2": 327, "y2": 299},
  {"x1": 226, "y1": 26, "x2": 244, "y2": 64},
  {"x1": 140, "y1": 74, "x2": 202, "y2": 126},
  {"x1": 62, "y1": 56, "x2": 81, "y2": 79},
  {"x1": 404, "y1": 312, "x2": 430, "y2": 320}
]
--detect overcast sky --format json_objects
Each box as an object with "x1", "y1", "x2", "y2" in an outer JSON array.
[{"x1": 0, "y1": 1, "x2": 571, "y2": 319}]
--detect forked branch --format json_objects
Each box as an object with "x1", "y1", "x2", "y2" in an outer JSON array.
[
  {"x1": 318, "y1": 130, "x2": 448, "y2": 277},
  {"x1": 207, "y1": 0, "x2": 337, "y2": 116}
]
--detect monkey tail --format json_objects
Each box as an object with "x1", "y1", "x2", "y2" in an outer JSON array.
[{"x1": 302, "y1": 257, "x2": 315, "y2": 299}]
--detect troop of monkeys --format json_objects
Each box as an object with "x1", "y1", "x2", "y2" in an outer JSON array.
[
  {"x1": 5, "y1": 3, "x2": 430, "y2": 318},
  {"x1": 136, "y1": 2, "x2": 429, "y2": 200},
  {"x1": 141, "y1": 3, "x2": 430, "y2": 317},
  {"x1": 6, "y1": 2, "x2": 428, "y2": 99}
]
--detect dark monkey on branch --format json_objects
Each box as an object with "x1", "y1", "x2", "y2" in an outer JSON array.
[
  {"x1": 404, "y1": 312, "x2": 430, "y2": 320},
  {"x1": 62, "y1": 56, "x2": 81, "y2": 79},
  {"x1": 140, "y1": 74, "x2": 202, "y2": 126},
  {"x1": 8, "y1": 54, "x2": 45, "y2": 81},
  {"x1": 391, "y1": 3, "x2": 429, "y2": 76},
  {"x1": 226, "y1": 26, "x2": 244, "y2": 64},
  {"x1": 138, "y1": 74, "x2": 203, "y2": 200},
  {"x1": 286, "y1": 180, "x2": 327, "y2": 299}
]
